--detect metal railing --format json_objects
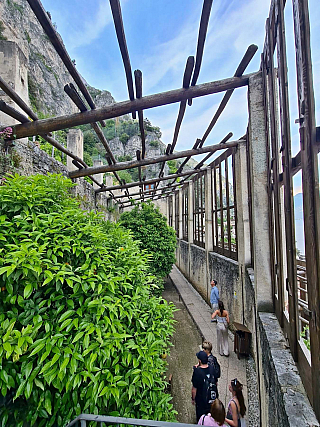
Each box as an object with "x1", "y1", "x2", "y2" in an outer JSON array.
[{"x1": 67, "y1": 414, "x2": 196, "y2": 427}]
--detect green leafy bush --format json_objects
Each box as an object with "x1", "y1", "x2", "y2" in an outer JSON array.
[
  {"x1": 0, "y1": 174, "x2": 176, "y2": 426},
  {"x1": 120, "y1": 202, "x2": 176, "y2": 279}
]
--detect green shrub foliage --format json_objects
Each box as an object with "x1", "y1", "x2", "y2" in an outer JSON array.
[
  {"x1": 120, "y1": 202, "x2": 176, "y2": 279},
  {"x1": 0, "y1": 174, "x2": 176, "y2": 426}
]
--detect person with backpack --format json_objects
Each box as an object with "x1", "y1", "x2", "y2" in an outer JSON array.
[
  {"x1": 191, "y1": 351, "x2": 218, "y2": 421},
  {"x1": 225, "y1": 378, "x2": 246, "y2": 427},
  {"x1": 198, "y1": 399, "x2": 228, "y2": 426},
  {"x1": 202, "y1": 341, "x2": 221, "y2": 383}
]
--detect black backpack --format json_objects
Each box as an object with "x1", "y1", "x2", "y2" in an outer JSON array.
[
  {"x1": 208, "y1": 355, "x2": 221, "y2": 380},
  {"x1": 203, "y1": 372, "x2": 218, "y2": 405}
]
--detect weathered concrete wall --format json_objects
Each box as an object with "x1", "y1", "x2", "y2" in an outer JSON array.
[
  {"x1": 0, "y1": 139, "x2": 118, "y2": 222},
  {"x1": 189, "y1": 244, "x2": 207, "y2": 301},
  {"x1": 179, "y1": 239, "x2": 189, "y2": 278},
  {"x1": 209, "y1": 252, "x2": 241, "y2": 323},
  {"x1": 258, "y1": 313, "x2": 319, "y2": 427}
]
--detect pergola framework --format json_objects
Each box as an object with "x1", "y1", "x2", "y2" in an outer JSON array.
[
  {"x1": 0, "y1": 0, "x2": 319, "y2": 420},
  {"x1": 0, "y1": 0, "x2": 260, "y2": 209}
]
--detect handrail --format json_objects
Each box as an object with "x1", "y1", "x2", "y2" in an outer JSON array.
[{"x1": 66, "y1": 414, "x2": 196, "y2": 427}]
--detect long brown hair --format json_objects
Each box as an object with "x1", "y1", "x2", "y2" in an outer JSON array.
[
  {"x1": 218, "y1": 300, "x2": 224, "y2": 316},
  {"x1": 210, "y1": 399, "x2": 225, "y2": 426},
  {"x1": 231, "y1": 378, "x2": 246, "y2": 417}
]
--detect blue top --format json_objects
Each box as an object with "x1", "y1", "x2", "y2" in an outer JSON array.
[{"x1": 210, "y1": 286, "x2": 219, "y2": 304}]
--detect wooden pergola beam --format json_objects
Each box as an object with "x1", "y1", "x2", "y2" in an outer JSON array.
[
  {"x1": 69, "y1": 140, "x2": 239, "y2": 178},
  {"x1": 109, "y1": 0, "x2": 136, "y2": 119},
  {"x1": 5, "y1": 75, "x2": 252, "y2": 140},
  {"x1": 96, "y1": 167, "x2": 208, "y2": 193},
  {"x1": 134, "y1": 70, "x2": 146, "y2": 158},
  {"x1": 26, "y1": 0, "x2": 105, "y2": 127},
  {"x1": 188, "y1": 0, "x2": 213, "y2": 106},
  {"x1": 64, "y1": 83, "x2": 122, "y2": 185},
  {"x1": 113, "y1": 181, "x2": 183, "y2": 199}
]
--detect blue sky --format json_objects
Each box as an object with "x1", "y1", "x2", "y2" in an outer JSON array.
[{"x1": 41, "y1": 0, "x2": 319, "y2": 194}]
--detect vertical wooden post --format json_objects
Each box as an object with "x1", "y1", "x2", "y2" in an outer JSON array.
[{"x1": 292, "y1": 0, "x2": 320, "y2": 418}]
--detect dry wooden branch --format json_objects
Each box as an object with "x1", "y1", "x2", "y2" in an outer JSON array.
[
  {"x1": 5, "y1": 75, "x2": 251, "y2": 140},
  {"x1": 109, "y1": 0, "x2": 136, "y2": 119}
]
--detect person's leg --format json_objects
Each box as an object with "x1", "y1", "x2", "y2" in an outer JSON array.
[
  {"x1": 217, "y1": 323, "x2": 223, "y2": 356},
  {"x1": 222, "y1": 326, "x2": 229, "y2": 356}
]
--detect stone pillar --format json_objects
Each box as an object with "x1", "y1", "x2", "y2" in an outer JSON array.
[
  {"x1": 178, "y1": 188, "x2": 183, "y2": 239},
  {"x1": 188, "y1": 181, "x2": 194, "y2": 244},
  {"x1": 67, "y1": 129, "x2": 83, "y2": 172},
  {"x1": 235, "y1": 141, "x2": 251, "y2": 267},
  {"x1": 205, "y1": 168, "x2": 213, "y2": 252},
  {"x1": 0, "y1": 41, "x2": 28, "y2": 128},
  {"x1": 92, "y1": 159, "x2": 103, "y2": 189},
  {"x1": 205, "y1": 168, "x2": 213, "y2": 301},
  {"x1": 247, "y1": 72, "x2": 272, "y2": 312},
  {"x1": 172, "y1": 193, "x2": 176, "y2": 232}
]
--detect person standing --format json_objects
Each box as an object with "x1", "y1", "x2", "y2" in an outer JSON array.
[
  {"x1": 211, "y1": 301, "x2": 229, "y2": 356},
  {"x1": 210, "y1": 280, "x2": 219, "y2": 322},
  {"x1": 191, "y1": 351, "x2": 213, "y2": 421},
  {"x1": 225, "y1": 378, "x2": 246, "y2": 426},
  {"x1": 202, "y1": 341, "x2": 221, "y2": 382}
]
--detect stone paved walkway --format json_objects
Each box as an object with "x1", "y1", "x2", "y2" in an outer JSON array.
[{"x1": 169, "y1": 265, "x2": 248, "y2": 412}]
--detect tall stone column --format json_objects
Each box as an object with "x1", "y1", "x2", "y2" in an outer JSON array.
[
  {"x1": 205, "y1": 168, "x2": 213, "y2": 301},
  {"x1": 247, "y1": 72, "x2": 272, "y2": 312},
  {"x1": 235, "y1": 141, "x2": 251, "y2": 267},
  {"x1": 67, "y1": 129, "x2": 83, "y2": 172},
  {"x1": 92, "y1": 159, "x2": 104, "y2": 189},
  {"x1": 178, "y1": 187, "x2": 183, "y2": 239},
  {"x1": 0, "y1": 41, "x2": 28, "y2": 130},
  {"x1": 188, "y1": 181, "x2": 194, "y2": 244}
]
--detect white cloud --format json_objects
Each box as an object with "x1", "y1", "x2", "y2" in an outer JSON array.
[{"x1": 67, "y1": 0, "x2": 112, "y2": 50}]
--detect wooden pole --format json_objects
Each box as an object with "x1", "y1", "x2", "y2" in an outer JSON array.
[
  {"x1": 6, "y1": 75, "x2": 252, "y2": 140},
  {"x1": 113, "y1": 181, "x2": 183, "y2": 199},
  {"x1": 26, "y1": 0, "x2": 105, "y2": 127},
  {"x1": 0, "y1": 101, "x2": 30, "y2": 123},
  {"x1": 134, "y1": 70, "x2": 146, "y2": 158},
  {"x1": 109, "y1": 0, "x2": 136, "y2": 119},
  {"x1": 188, "y1": 0, "x2": 213, "y2": 106},
  {"x1": 96, "y1": 167, "x2": 208, "y2": 193},
  {"x1": 64, "y1": 84, "x2": 121, "y2": 185},
  {"x1": 0, "y1": 76, "x2": 38, "y2": 121},
  {"x1": 70, "y1": 140, "x2": 239, "y2": 178}
]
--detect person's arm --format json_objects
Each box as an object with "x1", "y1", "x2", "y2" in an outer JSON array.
[
  {"x1": 226, "y1": 311, "x2": 230, "y2": 323},
  {"x1": 191, "y1": 386, "x2": 197, "y2": 404},
  {"x1": 211, "y1": 309, "x2": 218, "y2": 319},
  {"x1": 215, "y1": 287, "x2": 220, "y2": 301},
  {"x1": 225, "y1": 401, "x2": 238, "y2": 426}
]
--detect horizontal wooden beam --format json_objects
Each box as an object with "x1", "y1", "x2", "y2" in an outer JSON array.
[
  {"x1": 96, "y1": 167, "x2": 208, "y2": 193},
  {"x1": 69, "y1": 140, "x2": 239, "y2": 178},
  {"x1": 5, "y1": 75, "x2": 252, "y2": 140},
  {"x1": 113, "y1": 182, "x2": 183, "y2": 199}
]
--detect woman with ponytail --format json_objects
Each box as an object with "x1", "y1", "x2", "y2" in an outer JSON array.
[
  {"x1": 211, "y1": 300, "x2": 229, "y2": 356},
  {"x1": 225, "y1": 378, "x2": 246, "y2": 427}
]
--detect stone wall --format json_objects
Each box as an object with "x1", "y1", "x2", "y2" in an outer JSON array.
[{"x1": 0, "y1": 139, "x2": 118, "y2": 221}]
